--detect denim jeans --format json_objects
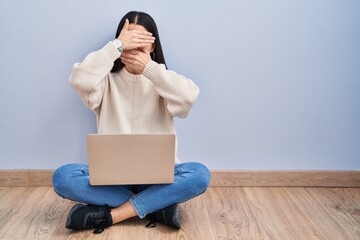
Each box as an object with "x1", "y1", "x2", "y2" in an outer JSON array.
[{"x1": 52, "y1": 162, "x2": 210, "y2": 218}]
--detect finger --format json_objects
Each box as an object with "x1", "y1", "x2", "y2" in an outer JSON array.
[
  {"x1": 122, "y1": 19, "x2": 129, "y2": 31},
  {"x1": 124, "y1": 43, "x2": 152, "y2": 51},
  {"x1": 133, "y1": 38, "x2": 154, "y2": 44},
  {"x1": 135, "y1": 43, "x2": 154, "y2": 48},
  {"x1": 127, "y1": 50, "x2": 140, "y2": 55},
  {"x1": 129, "y1": 32, "x2": 155, "y2": 41},
  {"x1": 143, "y1": 48, "x2": 151, "y2": 55},
  {"x1": 122, "y1": 50, "x2": 139, "y2": 56},
  {"x1": 134, "y1": 33, "x2": 155, "y2": 41},
  {"x1": 131, "y1": 29, "x2": 153, "y2": 36},
  {"x1": 121, "y1": 57, "x2": 135, "y2": 65},
  {"x1": 134, "y1": 36, "x2": 155, "y2": 43},
  {"x1": 120, "y1": 55, "x2": 131, "y2": 61},
  {"x1": 121, "y1": 54, "x2": 136, "y2": 63},
  {"x1": 120, "y1": 57, "x2": 131, "y2": 65},
  {"x1": 121, "y1": 59, "x2": 131, "y2": 65}
]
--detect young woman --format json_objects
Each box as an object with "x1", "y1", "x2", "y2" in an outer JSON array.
[{"x1": 52, "y1": 11, "x2": 210, "y2": 234}]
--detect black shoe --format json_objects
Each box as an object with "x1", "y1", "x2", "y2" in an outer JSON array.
[
  {"x1": 145, "y1": 204, "x2": 181, "y2": 229},
  {"x1": 65, "y1": 204, "x2": 113, "y2": 234}
]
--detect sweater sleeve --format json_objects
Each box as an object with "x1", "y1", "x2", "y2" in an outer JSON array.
[
  {"x1": 143, "y1": 61, "x2": 200, "y2": 118},
  {"x1": 69, "y1": 42, "x2": 121, "y2": 112}
]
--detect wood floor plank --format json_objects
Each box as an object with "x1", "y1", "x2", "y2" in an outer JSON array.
[
  {"x1": 0, "y1": 187, "x2": 66, "y2": 239},
  {"x1": 241, "y1": 187, "x2": 315, "y2": 240},
  {"x1": 28, "y1": 190, "x2": 71, "y2": 239},
  {"x1": 232, "y1": 187, "x2": 270, "y2": 239},
  {"x1": 325, "y1": 188, "x2": 360, "y2": 224},
  {"x1": 0, "y1": 187, "x2": 10, "y2": 198},
  {"x1": 0, "y1": 187, "x2": 35, "y2": 233},
  {"x1": 204, "y1": 187, "x2": 253, "y2": 240},
  {"x1": 340, "y1": 188, "x2": 360, "y2": 224},
  {"x1": 286, "y1": 188, "x2": 358, "y2": 240},
  {"x1": 178, "y1": 204, "x2": 216, "y2": 240},
  {"x1": 306, "y1": 188, "x2": 360, "y2": 239},
  {"x1": 50, "y1": 201, "x2": 74, "y2": 240},
  {"x1": 0, "y1": 187, "x2": 49, "y2": 238}
]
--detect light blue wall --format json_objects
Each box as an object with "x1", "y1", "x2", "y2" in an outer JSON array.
[{"x1": 1, "y1": 0, "x2": 359, "y2": 170}]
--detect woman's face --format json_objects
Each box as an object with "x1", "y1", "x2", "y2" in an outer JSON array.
[{"x1": 127, "y1": 24, "x2": 154, "y2": 53}]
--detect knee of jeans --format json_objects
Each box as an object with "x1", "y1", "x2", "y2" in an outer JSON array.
[
  {"x1": 52, "y1": 163, "x2": 79, "y2": 197},
  {"x1": 188, "y1": 162, "x2": 211, "y2": 194}
]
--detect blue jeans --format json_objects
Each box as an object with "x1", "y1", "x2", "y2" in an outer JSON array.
[{"x1": 52, "y1": 162, "x2": 210, "y2": 218}]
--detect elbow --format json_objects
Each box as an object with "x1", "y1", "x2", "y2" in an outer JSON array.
[
  {"x1": 69, "y1": 69, "x2": 86, "y2": 92},
  {"x1": 172, "y1": 106, "x2": 191, "y2": 119},
  {"x1": 174, "y1": 86, "x2": 200, "y2": 118},
  {"x1": 69, "y1": 62, "x2": 95, "y2": 93},
  {"x1": 69, "y1": 72, "x2": 77, "y2": 88},
  {"x1": 167, "y1": 90, "x2": 200, "y2": 118},
  {"x1": 177, "y1": 99, "x2": 196, "y2": 118},
  {"x1": 68, "y1": 70, "x2": 99, "y2": 112}
]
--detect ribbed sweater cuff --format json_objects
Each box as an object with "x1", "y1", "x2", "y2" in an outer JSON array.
[
  {"x1": 103, "y1": 41, "x2": 121, "y2": 62},
  {"x1": 143, "y1": 61, "x2": 159, "y2": 79}
]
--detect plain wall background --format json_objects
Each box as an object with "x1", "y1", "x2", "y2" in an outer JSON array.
[{"x1": 1, "y1": 0, "x2": 359, "y2": 170}]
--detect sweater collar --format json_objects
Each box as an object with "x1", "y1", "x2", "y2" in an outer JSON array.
[{"x1": 119, "y1": 67, "x2": 143, "y2": 81}]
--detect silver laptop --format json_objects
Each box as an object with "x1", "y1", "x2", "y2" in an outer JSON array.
[{"x1": 87, "y1": 134, "x2": 175, "y2": 185}]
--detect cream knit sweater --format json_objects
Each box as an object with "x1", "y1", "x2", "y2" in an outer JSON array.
[{"x1": 69, "y1": 42, "x2": 200, "y2": 162}]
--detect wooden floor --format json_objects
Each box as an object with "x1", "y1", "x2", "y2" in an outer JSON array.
[{"x1": 0, "y1": 187, "x2": 359, "y2": 240}]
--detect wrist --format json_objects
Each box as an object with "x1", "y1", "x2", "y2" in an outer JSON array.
[
  {"x1": 111, "y1": 39, "x2": 124, "y2": 53},
  {"x1": 143, "y1": 61, "x2": 158, "y2": 78}
]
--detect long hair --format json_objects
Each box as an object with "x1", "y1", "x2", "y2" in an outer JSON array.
[{"x1": 111, "y1": 11, "x2": 167, "y2": 73}]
